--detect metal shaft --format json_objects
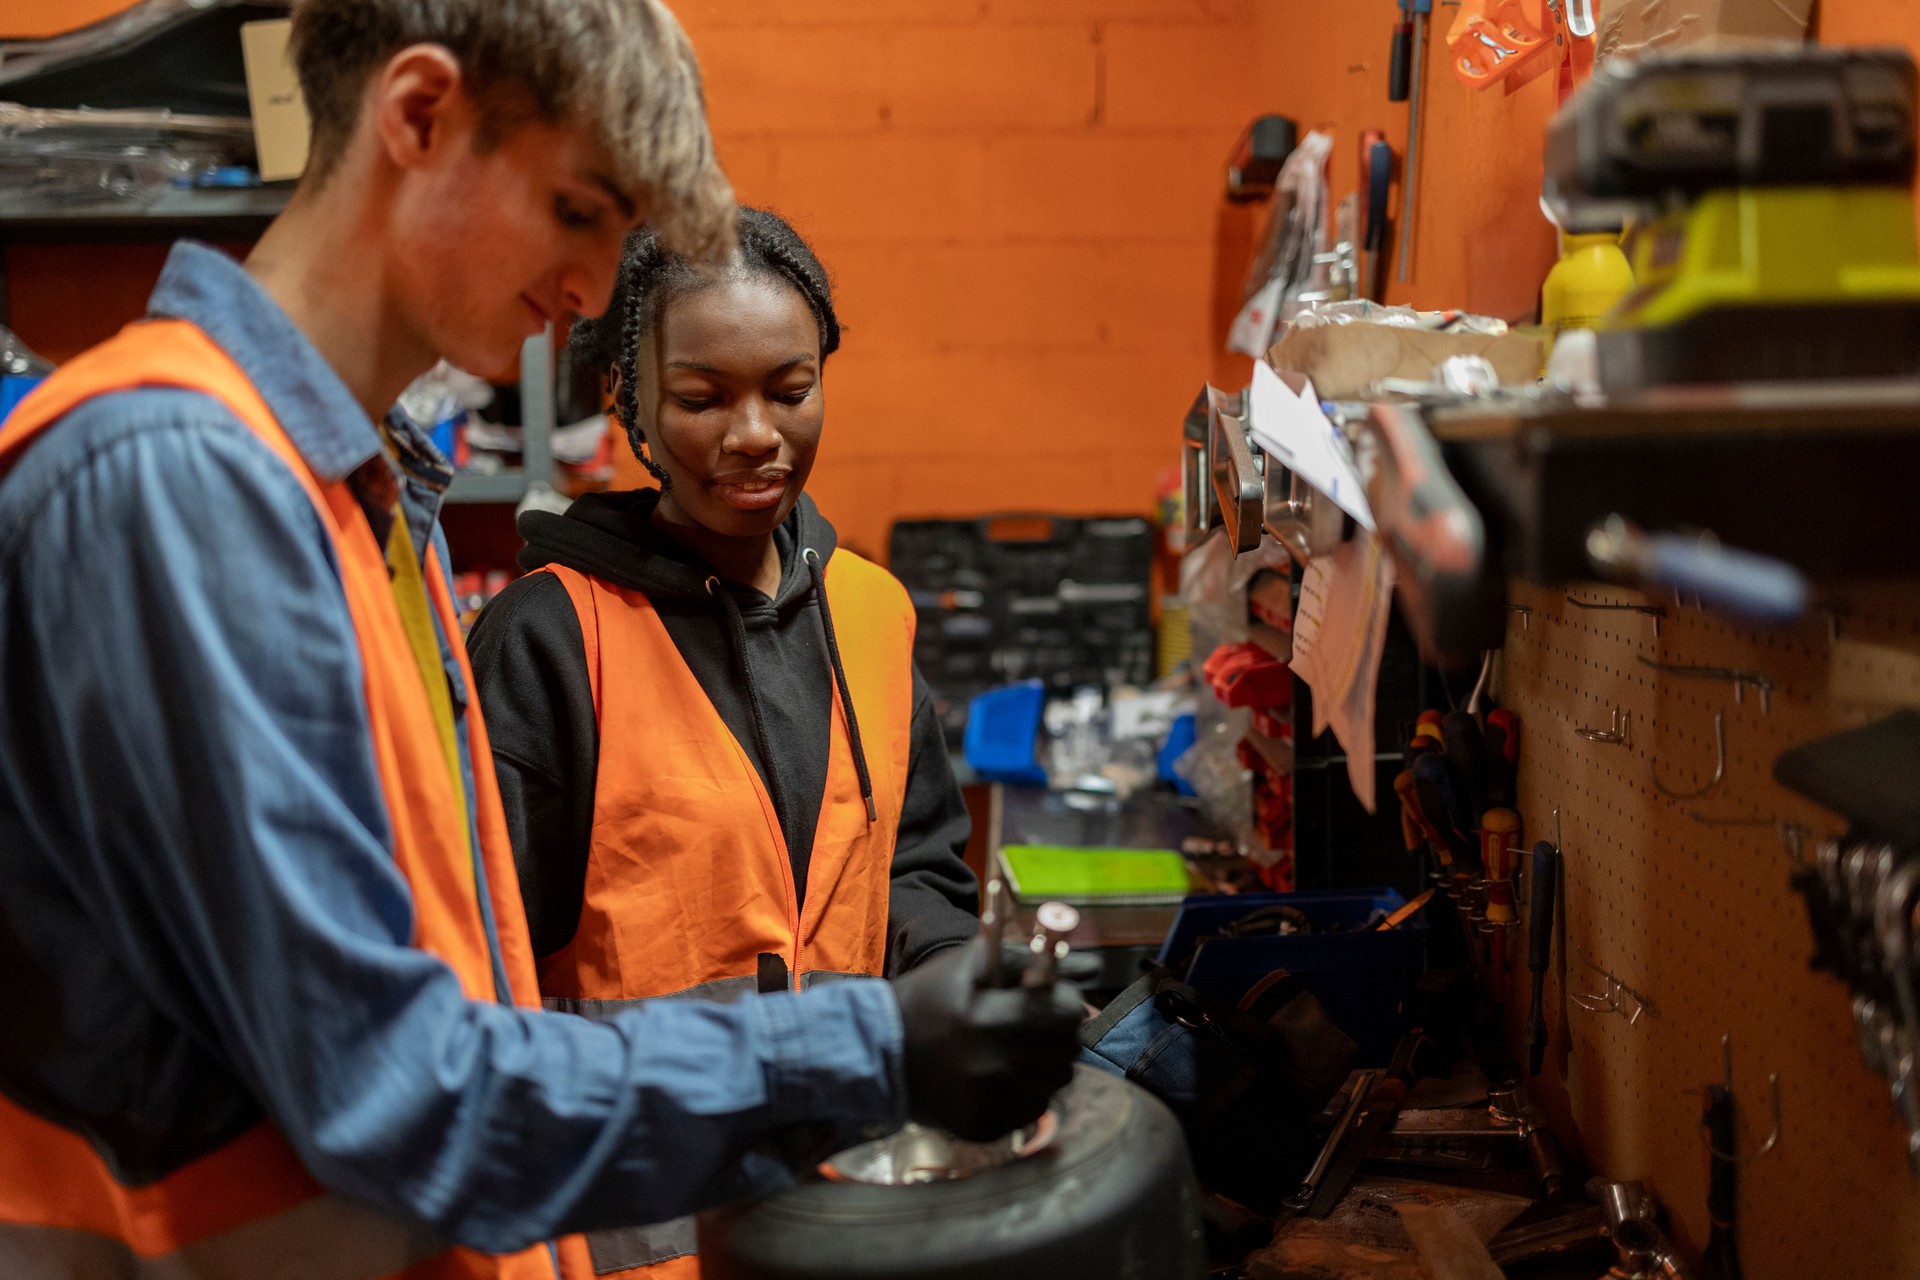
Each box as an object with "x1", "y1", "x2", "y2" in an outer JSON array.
[
  {"x1": 979, "y1": 879, "x2": 1010, "y2": 987},
  {"x1": 1395, "y1": 7, "x2": 1427, "y2": 284},
  {"x1": 1281, "y1": 1070, "x2": 1376, "y2": 1217}
]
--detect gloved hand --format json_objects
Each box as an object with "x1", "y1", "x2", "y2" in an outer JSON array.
[{"x1": 891, "y1": 935, "x2": 1083, "y2": 1142}]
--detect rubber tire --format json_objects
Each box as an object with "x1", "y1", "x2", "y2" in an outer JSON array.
[{"x1": 697, "y1": 1065, "x2": 1206, "y2": 1280}]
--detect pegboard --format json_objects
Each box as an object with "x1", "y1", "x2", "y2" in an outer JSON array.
[{"x1": 1493, "y1": 579, "x2": 1920, "y2": 1277}]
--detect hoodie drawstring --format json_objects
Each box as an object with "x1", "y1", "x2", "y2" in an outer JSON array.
[
  {"x1": 803, "y1": 549, "x2": 878, "y2": 824},
  {"x1": 706, "y1": 576, "x2": 790, "y2": 833}
]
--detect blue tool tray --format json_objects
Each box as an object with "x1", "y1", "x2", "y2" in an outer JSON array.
[{"x1": 1156, "y1": 888, "x2": 1428, "y2": 1063}]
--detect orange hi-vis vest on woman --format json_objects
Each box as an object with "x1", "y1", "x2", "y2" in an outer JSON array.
[
  {"x1": 0, "y1": 319, "x2": 589, "y2": 1280},
  {"x1": 531, "y1": 558, "x2": 915, "y2": 1277}
]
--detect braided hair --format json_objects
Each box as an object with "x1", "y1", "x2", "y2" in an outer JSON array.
[{"x1": 570, "y1": 206, "x2": 840, "y2": 487}]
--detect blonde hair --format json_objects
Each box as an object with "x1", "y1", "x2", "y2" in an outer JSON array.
[{"x1": 288, "y1": 0, "x2": 734, "y2": 258}]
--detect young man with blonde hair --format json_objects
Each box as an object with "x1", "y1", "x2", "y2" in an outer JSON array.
[{"x1": 0, "y1": 3, "x2": 1079, "y2": 1277}]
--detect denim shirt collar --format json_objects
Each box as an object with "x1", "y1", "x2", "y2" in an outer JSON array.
[{"x1": 147, "y1": 241, "x2": 385, "y2": 486}]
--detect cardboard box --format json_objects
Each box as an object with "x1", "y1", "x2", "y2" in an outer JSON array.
[
  {"x1": 1265, "y1": 324, "x2": 1543, "y2": 400},
  {"x1": 1595, "y1": 0, "x2": 1814, "y2": 64},
  {"x1": 241, "y1": 18, "x2": 310, "y2": 182}
]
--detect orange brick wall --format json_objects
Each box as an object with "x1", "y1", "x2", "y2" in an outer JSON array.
[
  {"x1": 628, "y1": 0, "x2": 1262, "y2": 557},
  {"x1": 7, "y1": 0, "x2": 1919, "y2": 560}
]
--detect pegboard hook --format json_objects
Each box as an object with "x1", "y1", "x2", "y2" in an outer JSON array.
[
  {"x1": 1701, "y1": 1033, "x2": 1782, "y2": 1162},
  {"x1": 1634, "y1": 657, "x2": 1775, "y2": 714},
  {"x1": 1565, "y1": 593, "x2": 1667, "y2": 638},
  {"x1": 1575, "y1": 707, "x2": 1631, "y2": 746},
  {"x1": 1649, "y1": 711, "x2": 1726, "y2": 800}
]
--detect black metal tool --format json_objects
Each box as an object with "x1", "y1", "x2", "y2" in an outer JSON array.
[
  {"x1": 1307, "y1": 1031, "x2": 1435, "y2": 1217},
  {"x1": 1703, "y1": 1084, "x2": 1742, "y2": 1280},
  {"x1": 1442, "y1": 709, "x2": 1490, "y2": 824},
  {"x1": 1274, "y1": 1070, "x2": 1376, "y2": 1226},
  {"x1": 1527, "y1": 839, "x2": 1559, "y2": 1076}
]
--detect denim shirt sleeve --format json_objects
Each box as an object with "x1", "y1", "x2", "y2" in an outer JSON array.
[{"x1": 0, "y1": 391, "x2": 905, "y2": 1252}]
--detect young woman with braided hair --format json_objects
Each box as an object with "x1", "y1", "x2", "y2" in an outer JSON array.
[{"x1": 468, "y1": 208, "x2": 988, "y2": 1278}]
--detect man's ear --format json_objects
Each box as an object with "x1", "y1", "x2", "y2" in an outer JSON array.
[{"x1": 369, "y1": 44, "x2": 471, "y2": 173}]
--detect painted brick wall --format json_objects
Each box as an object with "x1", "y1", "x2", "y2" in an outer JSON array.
[{"x1": 627, "y1": 0, "x2": 1263, "y2": 557}]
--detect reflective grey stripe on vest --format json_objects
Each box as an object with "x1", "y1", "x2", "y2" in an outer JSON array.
[
  {"x1": 542, "y1": 973, "x2": 759, "y2": 1019},
  {"x1": 0, "y1": 1194, "x2": 449, "y2": 1280},
  {"x1": 545, "y1": 970, "x2": 878, "y2": 1020},
  {"x1": 583, "y1": 1215, "x2": 697, "y2": 1275}
]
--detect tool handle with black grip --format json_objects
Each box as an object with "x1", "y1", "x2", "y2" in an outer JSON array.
[
  {"x1": 1527, "y1": 839, "x2": 1558, "y2": 1076},
  {"x1": 1704, "y1": 1084, "x2": 1742, "y2": 1280},
  {"x1": 1389, "y1": 17, "x2": 1412, "y2": 101},
  {"x1": 1529, "y1": 841, "x2": 1559, "y2": 973}
]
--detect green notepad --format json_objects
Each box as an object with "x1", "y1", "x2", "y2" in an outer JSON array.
[{"x1": 1000, "y1": 844, "x2": 1194, "y2": 903}]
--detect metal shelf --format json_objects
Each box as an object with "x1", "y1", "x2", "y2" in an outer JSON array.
[{"x1": 0, "y1": 183, "x2": 293, "y2": 242}]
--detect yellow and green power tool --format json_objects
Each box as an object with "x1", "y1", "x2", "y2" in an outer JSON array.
[{"x1": 1543, "y1": 45, "x2": 1920, "y2": 389}]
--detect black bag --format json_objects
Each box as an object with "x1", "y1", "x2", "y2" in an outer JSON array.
[{"x1": 1078, "y1": 966, "x2": 1357, "y2": 1213}]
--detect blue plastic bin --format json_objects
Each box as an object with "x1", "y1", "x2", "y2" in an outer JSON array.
[
  {"x1": 1156, "y1": 888, "x2": 1428, "y2": 1064},
  {"x1": 962, "y1": 680, "x2": 1048, "y2": 785}
]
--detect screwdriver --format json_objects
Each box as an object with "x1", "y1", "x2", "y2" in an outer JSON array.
[
  {"x1": 1360, "y1": 131, "x2": 1391, "y2": 302},
  {"x1": 1484, "y1": 708, "x2": 1520, "y2": 809},
  {"x1": 1526, "y1": 839, "x2": 1559, "y2": 1076},
  {"x1": 1388, "y1": 0, "x2": 1414, "y2": 102},
  {"x1": 1413, "y1": 752, "x2": 1483, "y2": 900},
  {"x1": 1396, "y1": 768, "x2": 1454, "y2": 886},
  {"x1": 1481, "y1": 809, "x2": 1522, "y2": 972}
]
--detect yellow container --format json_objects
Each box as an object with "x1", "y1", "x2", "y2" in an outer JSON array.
[{"x1": 1541, "y1": 230, "x2": 1635, "y2": 338}]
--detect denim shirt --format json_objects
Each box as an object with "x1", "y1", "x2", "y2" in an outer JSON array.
[{"x1": 0, "y1": 242, "x2": 903, "y2": 1251}]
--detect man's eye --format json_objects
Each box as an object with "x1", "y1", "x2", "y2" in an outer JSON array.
[{"x1": 554, "y1": 197, "x2": 599, "y2": 230}]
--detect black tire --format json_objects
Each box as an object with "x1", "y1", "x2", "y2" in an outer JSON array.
[{"x1": 698, "y1": 1065, "x2": 1206, "y2": 1280}]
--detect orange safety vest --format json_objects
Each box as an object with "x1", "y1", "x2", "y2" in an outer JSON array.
[
  {"x1": 531, "y1": 559, "x2": 915, "y2": 1277},
  {"x1": 0, "y1": 319, "x2": 593, "y2": 1280}
]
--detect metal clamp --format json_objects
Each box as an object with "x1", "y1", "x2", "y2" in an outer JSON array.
[
  {"x1": 1575, "y1": 707, "x2": 1631, "y2": 746},
  {"x1": 1649, "y1": 711, "x2": 1726, "y2": 800}
]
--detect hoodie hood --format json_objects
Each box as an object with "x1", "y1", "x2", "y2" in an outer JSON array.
[{"x1": 517, "y1": 487, "x2": 839, "y2": 621}]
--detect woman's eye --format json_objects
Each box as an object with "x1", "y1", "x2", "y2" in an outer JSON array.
[
  {"x1": 554, "y1": 197, "x2": 599, "y2": 230},
  {"x1": 673, "y1": 395, "x2": 719, "y2": 411},
  {"x1": 775, "y1": 387, "x2": 814, "y2": 405}
]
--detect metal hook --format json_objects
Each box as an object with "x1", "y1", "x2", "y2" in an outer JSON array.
[
  {"x1": 1570, "y1": 970, "x2": 1621, "y2": 1014},
  {"x1": 1649, "y1": 712, "x2": 1726, "y2": 800},
  {"x1": 1505, "y1": 604, "x2": 1532, "y2": 631},
  {"x1": 1566, "y1": 594, "x2": 1667, "y2": 638},
  {"x1": 1687, "y1": 813, "x2": 1811, "y2": 866},
  {"x1": 1576, "y1": 708, "x2": 1631, "y2": 746},
  {"x1": 1635, "y1": 657, "x2": 1775, "y2": 714},
  {"x1": 1701, "y1": 1033, "x2": 1782, "y2": 1162}
]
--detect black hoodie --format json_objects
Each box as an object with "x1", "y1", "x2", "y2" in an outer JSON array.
[{"x1": 466, "y1": 488, "x2": 980, "y2": 975}]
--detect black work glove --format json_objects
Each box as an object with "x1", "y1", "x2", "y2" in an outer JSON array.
[{"x1": 891, "y1": 935, "x2": 1083, "y2": 1142}]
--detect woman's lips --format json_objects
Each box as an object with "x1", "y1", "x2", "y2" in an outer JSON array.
[{"x1": 711, "y1": 473, "x2": 790, "y2": 512}]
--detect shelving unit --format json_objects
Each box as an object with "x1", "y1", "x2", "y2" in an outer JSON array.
[{"x1": 0, "y1": 184, "x2": 561, "y2": 507}]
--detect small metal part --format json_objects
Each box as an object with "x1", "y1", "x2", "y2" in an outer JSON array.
[
  {"x1": 1575, "y1": 707, "x2": 1631, "y2": 745},
  {"x1": 1025, "y1": 901, "x2": 1080, "y2": 987},
  {"x1": 980, "y1": 878, "x2": 1011, "y2": 987},
  {"x1": 1699, "y1": 1033, "x2": 1781, "y2": 1162}
]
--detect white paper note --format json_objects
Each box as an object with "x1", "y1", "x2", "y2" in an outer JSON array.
[{"x1": 1247, "y1": 359, "x2": 1374, "y2": 531}]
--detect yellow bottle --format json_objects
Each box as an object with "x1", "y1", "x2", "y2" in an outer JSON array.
[{"x1": 1540, "y1": 229, "x2": 1635, "y2": 350}]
